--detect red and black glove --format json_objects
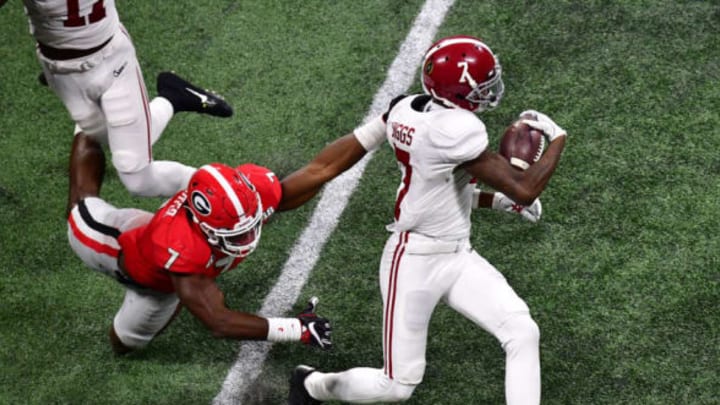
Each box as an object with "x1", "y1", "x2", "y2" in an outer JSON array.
[{"x1": 298, "y1": 297, "x2": 332, "y2": 350}]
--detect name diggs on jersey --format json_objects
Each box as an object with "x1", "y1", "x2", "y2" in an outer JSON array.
[{"x1": 391, "y1": 122, "x2": 414, "y2": 146}]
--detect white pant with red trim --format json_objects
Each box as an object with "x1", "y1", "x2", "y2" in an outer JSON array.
[
  {"x1": 67, "y1": 197, "x2": 180, "y2": 349},
  {"x1": 305, "y1": 231, "x2": 541, "y2": 404},
  {"x1": 38, "y1": 25, "x2": 194, "y2": 197}
]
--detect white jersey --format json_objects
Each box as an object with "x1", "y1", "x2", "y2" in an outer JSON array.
[
  {"x1": 357, "y1": 94, "x2": 488, "y2": 240},
  {"x1": 24, "y1": 0, "x2": 119, "y2": 49}
]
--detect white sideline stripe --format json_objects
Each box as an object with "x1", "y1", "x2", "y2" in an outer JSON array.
[{"x1": 213, "y1": 0, "x2": 455, "y2": 403}]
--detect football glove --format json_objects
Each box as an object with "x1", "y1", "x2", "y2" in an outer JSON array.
[
  {"x1": 298, "y1": 297, "x2": 332, "y2": 350},
  {"x1": 492, "y1": 192, "x2": 542, "y2": 223},
  {"x1": 520, "y1": 110, "x2": 567, "y2": 142}
]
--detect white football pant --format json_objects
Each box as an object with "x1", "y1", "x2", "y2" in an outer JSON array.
[
  {"x1": 67, "y1": 197, "x2": 180, "y2": 348},
  {"x1": 305, "y1": 231, "x2": 541, "y2": 404},
  {"x1": 37, "y1": 25, "x2": 195, "y2": 197}
]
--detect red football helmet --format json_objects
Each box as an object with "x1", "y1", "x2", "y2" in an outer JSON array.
[
  {"x1": 186, "y1": 163, "x2": 263, "y2": 258},
  {"x1": 421, "y1": 35, "x2": 504, "y2": 112}
]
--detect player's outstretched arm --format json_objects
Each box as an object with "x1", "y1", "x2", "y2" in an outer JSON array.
[
  {"x1": 279, "y1": 132, "x2": 368, "y2": 211},
  {"x1": 170, "y1": 273, "x2": 332, "y2": 349},
  {"x1": 172, "y1": 273, "x2": 269, "y2": 339}
]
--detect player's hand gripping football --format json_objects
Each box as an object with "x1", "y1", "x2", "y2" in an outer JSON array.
[
  {"x1": 520, "y1": 110, "x2": 567, "y2": 142},
  {"x1": 492, "y1": 192, "x2": 543, "y2": 223},
  {"x1": 298, "y1": 297, "x2": 332, "y2": 350}
]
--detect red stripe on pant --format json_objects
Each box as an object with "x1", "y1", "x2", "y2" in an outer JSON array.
[
  {"x1": 68, "y1": 213, "x2": 120, "y2": 258},
  {"x1": 384, "y1": 231, "x2": 408, "y2": 379}
]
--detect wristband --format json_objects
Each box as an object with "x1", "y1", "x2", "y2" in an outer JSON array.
[
  {"x1": 266, "y1": 317, "x2": 302, "y2": 342},
  {"x1": 472, "y1": 188, "x2": 481, "y2": 209}
]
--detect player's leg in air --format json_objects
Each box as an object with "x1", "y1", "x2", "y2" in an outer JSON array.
[
  {"x1": 97, "y1": 30, "x2": 232, "y2": 197},
  {"x1": 43, "y1": 28, "x2": 233, "y2": 199},
  {"x1": 102, "y1": 67, "x2": 233, "y2": 197}
]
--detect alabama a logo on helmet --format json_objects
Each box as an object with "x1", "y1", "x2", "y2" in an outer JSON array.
[
  {"x1": 457, "y1": 61, "x2": 477, "y2": 87},
  {"x1": 191, "y1": 191, "x2": 212, "y2": 216}
]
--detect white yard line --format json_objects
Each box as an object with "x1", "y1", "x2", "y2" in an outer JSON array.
[{"x1": 213, "y1": 0, "x2": 455, "y2": 403}]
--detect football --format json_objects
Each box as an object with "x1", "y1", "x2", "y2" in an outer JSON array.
[{"x1": 499, "y1": 112, "x2": 545, "y2": 170}]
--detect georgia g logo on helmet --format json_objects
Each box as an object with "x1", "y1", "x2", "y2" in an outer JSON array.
[{"x1": 191, "y1": 191, "x2": 212, "y2": 216}]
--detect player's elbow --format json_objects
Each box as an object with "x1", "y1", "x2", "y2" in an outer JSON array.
[
  {"x1": 515, "y1": 193, "x2": 537, "y2": 206},
  {"x1": 508, "y1": 187, "x2": 539, "y2": 206}
]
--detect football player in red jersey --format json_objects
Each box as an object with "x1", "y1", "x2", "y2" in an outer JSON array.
[{"x1": 66, "y1": 134, "x2": 331, "y2": 354}]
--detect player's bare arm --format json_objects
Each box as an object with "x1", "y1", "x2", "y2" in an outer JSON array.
[
  {"x1": 171, "y1": 273, "x2": 269, "y2": 340},
  {"x1": 279, "y1": 132, "x2": 368, "y2": 211},
  {"x1": 463, "y1": 136, "x2": 566, "y2": 206},
  {"x1": 172, "y1": 273, "x2": 332, "y2": 349}
]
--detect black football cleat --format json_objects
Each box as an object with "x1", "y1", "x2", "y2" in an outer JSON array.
[
  {"x1": 156, "y1": 71, "x2": 233, "y2": 117},
  {"x1": 288, "y1": 365, "x2": 322, "y2": 405}
]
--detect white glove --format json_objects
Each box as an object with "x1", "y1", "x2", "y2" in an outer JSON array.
[
  {"x1": 520, "y1": 109, "x2": 567, "y2": 142},
  {"x1": 491, "y1": 192, "x2": 542, "y2": 223}
]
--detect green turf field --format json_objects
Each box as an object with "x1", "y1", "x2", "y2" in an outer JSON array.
[{"x1": 1, "y1": 1, "x2": 719, "y2": 404}]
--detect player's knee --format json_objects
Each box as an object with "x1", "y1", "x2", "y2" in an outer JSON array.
[
  {"x1": 109, "y1": 325, "x2": 136, "y2": 355},
  {"x1": 372, "y1": 374, "x2": 416, "y2": 402},
  {"x1": 385, "y1": 380, "x2": 416, "y2": 402},
  {"x1": 112, "y1": 149, "x2": 149, "y2": 175},
  {"x1": 74, "y1": 116, "x2": 107, "y2": 141},
  {"x1": 110, "y1": 323, "x2": 150, "y2": 353},
  {"x1": 116, "y1": 167, "x2": 154, "y2": 197},
  {"x1": 502, "y1": 314, "x2": 540, "y2": 351}
]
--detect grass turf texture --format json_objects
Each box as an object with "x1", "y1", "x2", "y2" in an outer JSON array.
[{"x1": 1, "y1": 0, "x2": 719, "y2": 404}]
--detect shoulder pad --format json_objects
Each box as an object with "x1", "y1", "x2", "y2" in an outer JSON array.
[{"x1": 382, "y1": 94, "x2": 409, "y2": 121}]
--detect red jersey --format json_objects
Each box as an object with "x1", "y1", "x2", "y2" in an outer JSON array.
[{"x1": 118, "y1": 164, "x2": 282, "y2": 293}]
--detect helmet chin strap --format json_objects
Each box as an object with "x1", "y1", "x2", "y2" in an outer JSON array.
[
  {"x1": 429, "y1": 89, "x2": 460, "y2": 110},
  {"x1": 429, "y1": 89, "x2": 481, "y2": 112}
]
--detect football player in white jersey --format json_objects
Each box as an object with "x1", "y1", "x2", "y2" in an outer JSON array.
[
  {"x1": 280, "y1": 35, "x2": 567, "y2": 405},
  {"x1": 19, "y1": 0, "x2": 233, "y2": 210}
]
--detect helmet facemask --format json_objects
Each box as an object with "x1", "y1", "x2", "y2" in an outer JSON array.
[
  {"x1": 465, "y1": 63, "x2": 504, "y2": 112},
  {"x1": 197, "y1": 193, "x2": 263, "y2": 258}
]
